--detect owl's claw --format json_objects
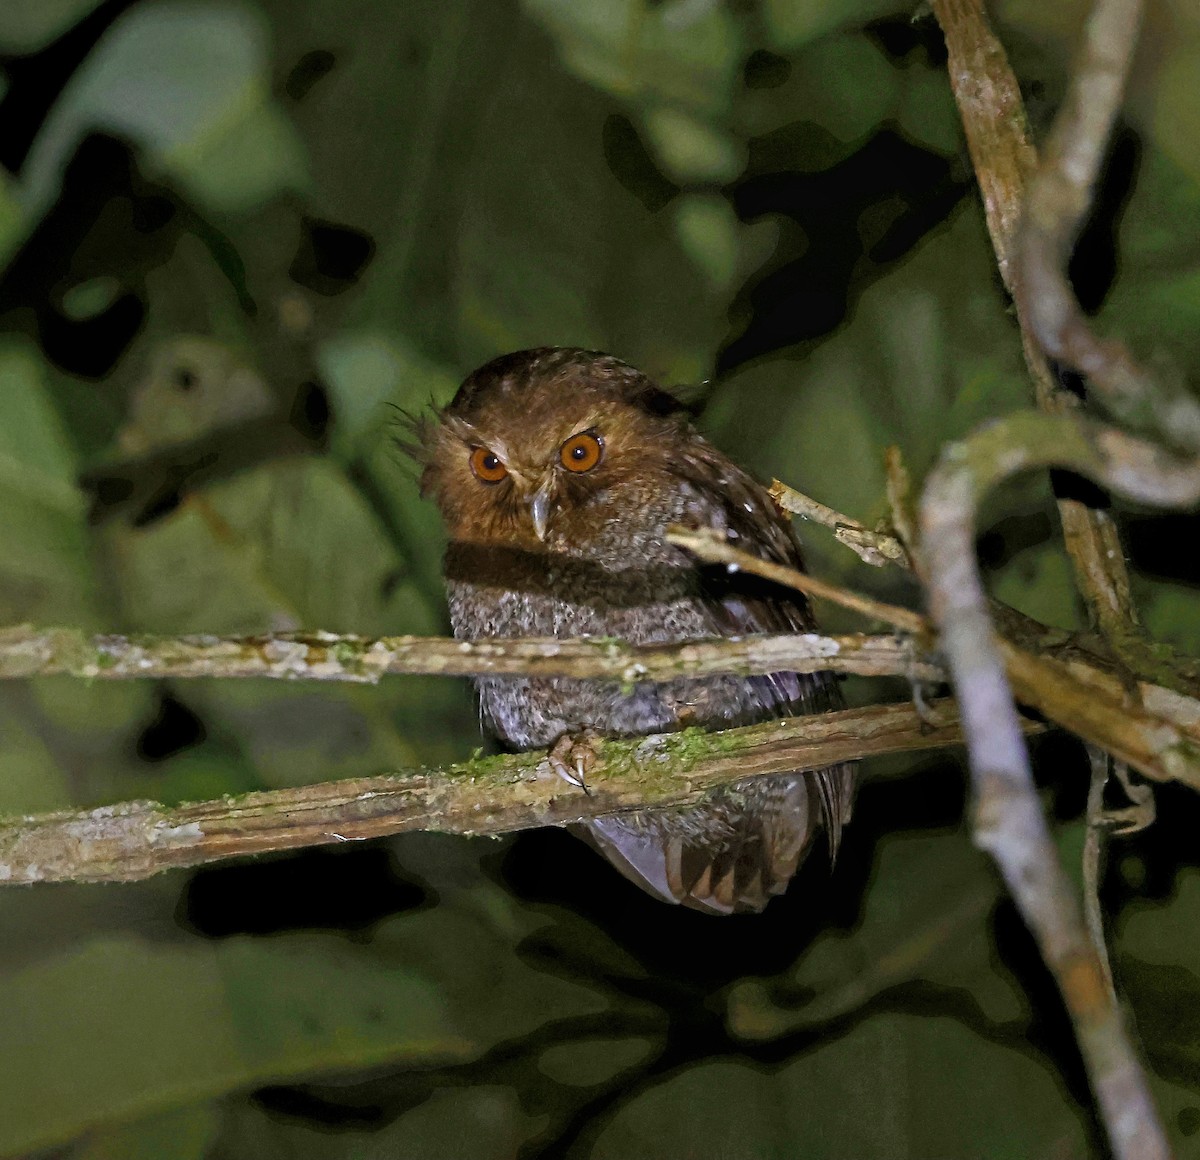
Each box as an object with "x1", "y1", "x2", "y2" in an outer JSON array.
[{"x1": 548, "y1": 732, "x2": 602, "y2": 796}]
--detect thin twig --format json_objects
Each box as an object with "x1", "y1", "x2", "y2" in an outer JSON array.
[
  {"x1": 674, "y1": 513, "x2": 1200, "y2": 789},
  {"x1": 1083, "y1": 747, "x2": 1117, "y2": 999},
  {"x1": 0, "y1": 699, "x2": 1020, "y2": 885},
  {"x1": 665, "y1": 527, "x2": 928, "y2": 634}
]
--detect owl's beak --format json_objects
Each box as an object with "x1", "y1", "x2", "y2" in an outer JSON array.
[{"x1": 529, "y1": 481, "x2": 554, "y2": 542}]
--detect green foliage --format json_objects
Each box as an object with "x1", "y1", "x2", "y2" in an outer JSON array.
[{"x1": 0, "y1": 0, "x2": 1198, "y2": 1155}]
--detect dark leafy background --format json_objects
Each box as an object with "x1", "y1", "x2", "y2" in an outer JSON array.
[{"x1": 1, "y1": 0, "x2": 1198, "y2": 1155}]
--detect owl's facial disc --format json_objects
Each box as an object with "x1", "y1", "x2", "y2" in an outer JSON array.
[{"x1": 458, "y1": 423, "x2": 607, "y2": 543}]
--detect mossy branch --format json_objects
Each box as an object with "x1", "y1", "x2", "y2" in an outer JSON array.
[{"x1": 0, "y1": 699, "x2": 1008, "y2": 886}]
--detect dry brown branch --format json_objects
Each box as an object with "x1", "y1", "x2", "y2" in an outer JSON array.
[
  {"x1": 883, "y1": 446, "x2": 921, "y2": 566},
  {"x1": 920, "y1": 407, "x2": 1187, "y2": 1160},
  {"x1": 767, "y1": 480, "x2": 910, "y2": 568},
  {"x1": 665, "y1": 527, "x2": 928, "y2": 633},
  {"x1": 930, "y1": 0, "x2": 1037, "y2": 290},
  {"x1": 0, "y1": 624, "x2": 940, "y2": 684},
  {"x1": 0, "y1": 699, "x2": 1011, "y2": 885},
  {"x1": 1000, "y1": 640, "x2": 1200, "y2": 790}
]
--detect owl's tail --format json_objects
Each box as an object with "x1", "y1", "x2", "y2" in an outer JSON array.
[{"x1": 570, "y1": 762, "x2": 855, "y2": 915}]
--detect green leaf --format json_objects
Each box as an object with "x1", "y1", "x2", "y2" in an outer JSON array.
[
  {"x1": 522, "y1": 0, "x2": 744, "y2": 115},
  {"x1": 671, "y1": 194, "x2": 741, "y2": 292},
  {"x1": 762, "y1": 0, "x2": 913, "y2": 52},
  {"x1": 991, "y1": 541, "x2": 1085, "y2": 632},
  {"x1": 1141, "y1": 580, "x2": 1200, "y2": 656},
  {"x1": 0, "y1": 168, "x2": 23, "y2": 269},
  {"x1": 69, "y1": 1105, "x2": 221, "y2": 1160},
  {"x1": 642, "y1": 108, "x2": 744, "y2": 183},
  {"x1": 727, "y1": 830, "x2": 1024, "y2": 1039},
  {"x1": 217, "y1": 1086, "x2": 543, "y2": 1160},
  {"x1": 0, "y1": 894, "x2": 605, "y2": 1156},
  {"x1": 102, "y1": 455, "x2": 471, "y2": 783},
  {"x1": 0, "y1": 0, "x2": 104, "y2": 53},
  {"x1": 0, "y1": 692, "x2": 73, "y2": 813},
  {"x1": 21, "y1": 2, "x2": 307, "y2": 219},
  {"x1": 0, "y1": 934, "x2": 457, "y2": 1154},
  {"x1": 538, "y1": 1036, "x2": 657, "y2": 1087},
  {"x1": 1118, "y1": 870, "x2": 1200, "y2": 1108},
  {"x1": 591, "y1": 1013, "x2": 1089, "y2": 1158},
  {"x1": 1099, "y1": 149, "x2": 1200, "y2": 380},
  {"x1": 705, "y1": 207, "x2": 1029, "y2": 588},
  {"x1": 0, "y1": 343, "x2": 98, "y2": 627}
]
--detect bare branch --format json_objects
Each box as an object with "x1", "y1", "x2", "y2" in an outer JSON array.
[
  {"x1": 930, "y1": 0, "x2": 1037, "y2": 292},
  {"x1": 1000, "y1": 639, "x2": 1200, "y2": 791},
  {"x1": 1083, "y1": 747, "x2": 1117, "y2": 1000},
  {"x1": 665, "y1": 527, "x2": 928, "y2": 634},
  {"x1": 767, "y1": 480, "x2": 910, "y2": 569},
  {"x1": 0, "y1": 699, "x2": 1015, "y2": 886},
  {"x1": 670, "y1": 516, "x2": 1200, "y2": 789},
  {"x1": 0, "y1": 624, "x2": 940, "y2": 684}
]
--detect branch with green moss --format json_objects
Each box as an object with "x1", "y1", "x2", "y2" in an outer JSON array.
[{"x1": 0, "y1": 699, "x2": 1011, "y2": 886}]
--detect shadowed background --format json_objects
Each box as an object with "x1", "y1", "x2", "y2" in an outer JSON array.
[{"x1": 0, "y1": 0, "x2": 1199, "y2": 1155}]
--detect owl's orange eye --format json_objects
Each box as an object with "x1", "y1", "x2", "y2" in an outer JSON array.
[
  {"x1": 559, "y1": 431, "x2": 604, "y2": 473},
  {"x1": 469, "y1": 447, "x2": 508, "y2": 483}
]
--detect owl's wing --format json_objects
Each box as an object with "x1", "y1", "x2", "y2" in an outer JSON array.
[
  {"x1": 679, "y1": 436, "x2": 857, "y2": 844},
  {"x1": 577, "y1": 439, "x2": 857, "y2": 916}
]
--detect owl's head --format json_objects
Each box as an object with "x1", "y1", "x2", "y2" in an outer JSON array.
[{"x1": 415, "y1": 348, "x2": 693, "y2": 549}]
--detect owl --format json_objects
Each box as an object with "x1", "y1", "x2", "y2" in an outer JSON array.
[{"x1": 416, "y1": 347, "x2": 855, "y2": 914}]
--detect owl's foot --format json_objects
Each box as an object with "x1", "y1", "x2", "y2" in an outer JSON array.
[{"x1": 548, "y1": 732, "x2": 602, "y2": 796}]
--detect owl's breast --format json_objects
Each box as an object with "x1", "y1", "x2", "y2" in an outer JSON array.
[{"x1": 444, "y1": 546, "x2": 775, "y2": 750}]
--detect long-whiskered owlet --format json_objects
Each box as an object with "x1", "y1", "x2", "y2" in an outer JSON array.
[{"x1": 416, "y1": 347, "x2": 855, "y2": 915}]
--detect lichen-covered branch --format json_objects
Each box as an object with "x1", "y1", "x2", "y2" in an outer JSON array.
[
  {"x1": 0, "y1": 699, "x2": 1001, "y2": 886},
  {"x1": 920, "y1": 408, "x2": 1186, "y2": 1160},
  {"x1": 0, "y1": 623, "x2": 940, "y2": 684}
]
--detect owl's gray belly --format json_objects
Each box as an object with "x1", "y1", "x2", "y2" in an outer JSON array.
[{"x1": 446, "y1": 577, "x2": 765, "y2": 749}]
